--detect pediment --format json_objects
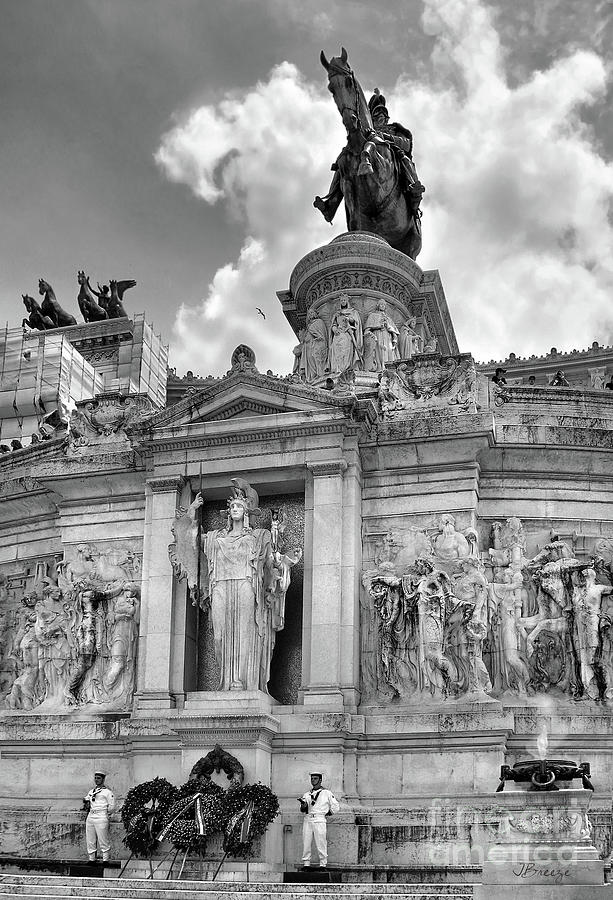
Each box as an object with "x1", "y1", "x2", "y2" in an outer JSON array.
[{"x1": 143, "y1": 371, "x2": 354, "y2": 431}]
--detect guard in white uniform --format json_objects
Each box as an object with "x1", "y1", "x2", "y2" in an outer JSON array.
[
  {"x1": 83, "y1": 771, "x2": 115, "y2": 861},
  {"x1": 298, "y1": 771, "x2": 339, "y2": 869}
]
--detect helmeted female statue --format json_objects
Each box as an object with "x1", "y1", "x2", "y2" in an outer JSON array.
[{"x1": 172, "y1": 477, "x2": 301, "y2": 693}]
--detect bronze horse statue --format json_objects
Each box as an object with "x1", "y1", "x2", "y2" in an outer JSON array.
[
  {"x1": 22, "y1": 294, "x2": 55, "y2": 330},
  {"x1": 107, "y1": 279, "x2": 136, "y2": 318},
  {"x1": 38, "y1": 278, "x2": 77, "y2": 327},
  {"x1": 314, "y1": 48, "x2": 422, "y2": 260},
  {"x1": 77, "y1": 270, "x2": 108, "y2": 322},
  {"x1": 22, "y1": 294, "x2": 54, "y2": 330}
]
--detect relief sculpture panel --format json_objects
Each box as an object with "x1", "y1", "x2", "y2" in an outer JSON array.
[
  {"x1": 0, "y1": 543, "x2": 141, "y2": 713},
  {"x1": 362, "y1": 515, "x2": 613, "y2": 705}
]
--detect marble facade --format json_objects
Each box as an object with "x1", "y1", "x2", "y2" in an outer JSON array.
[{"x1": 0, "y1": 233, "x2": 612, "y2": 879}]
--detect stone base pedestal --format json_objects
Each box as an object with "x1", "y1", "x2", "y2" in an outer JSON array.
[
  {"x1": 183, "y1": 690, "x2": 274, "y2": 714},
  {"x1": 479, "y1": 788, "x2": 604, "y2": 896}
]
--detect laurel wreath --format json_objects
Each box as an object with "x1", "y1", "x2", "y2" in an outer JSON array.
[
  {"x1": 160, "y1": 781, "x2": 226, "y2": 852},
  {"x1": 121, "y1": 777, "x2": 178, "y2": 856},
  {"x1": 122, "y1": 777, "x2": 279, "y2": 857},
  {"x1": 222, "y1": 783, "x2": 280, "y2": 857}
]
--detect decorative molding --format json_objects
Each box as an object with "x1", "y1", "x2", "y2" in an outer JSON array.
[
  {"x1": 147, "y1": 475, "x2": 185, "y2": 493},
  {"x1": 171, "y1": 714, "x2": 279, "y2": 748},
  {"x1": 307, "y1": 460, "x2": 348, "y2": 477}
]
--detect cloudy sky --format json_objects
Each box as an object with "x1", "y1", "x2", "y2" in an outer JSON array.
[{"x1": 2, "y1": 0, "x2": 612, "y2": 376}]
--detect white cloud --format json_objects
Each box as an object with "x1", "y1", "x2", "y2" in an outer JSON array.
[
  {"x1": 156, "y1": 61, "x2": 347, "y2": 376},
  {"x1": 157, "y1": 0, "x2": 613, "y2": 376}
]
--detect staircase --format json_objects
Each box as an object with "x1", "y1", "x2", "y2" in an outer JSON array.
[{"x1": 0, "y1": 873, "x2": 475, "y2": 900}]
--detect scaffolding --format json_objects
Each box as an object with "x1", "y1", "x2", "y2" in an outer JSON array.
[{"x1": 0, "y1": 326, "x2": 104, "y2": 444}]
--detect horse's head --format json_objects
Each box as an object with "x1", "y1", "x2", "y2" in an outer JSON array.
[
  {"x1": 320, "y1": 47, "x2": 371, "y2": 134},
  {"x1": 22, "y1": 294, "x2": 35, "y2": 311},
  {"x1": 77, "y1": 270, "x2": 87, "y2": 286},
  {"x1": 109, "y1": 279, "x2": 117, "y2": 294},
  {"x1": 38, "y1": 278, "x2": 49, "y2": 295}
]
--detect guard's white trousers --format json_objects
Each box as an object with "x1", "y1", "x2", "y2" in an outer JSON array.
[
  {"x1": 86, "y1": 813, "x2": 110, "y2": 859},
  {"x1": 302, "y1": 814, "x2": 328, "y2": 867}
]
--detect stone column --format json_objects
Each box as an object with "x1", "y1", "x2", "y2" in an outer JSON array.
[
  {"x1": 135, "y1": 474, "x2": 184, "y2": 712},
  {"x1": 302, "y1": 459, "x2": 361, "y2": 709}
]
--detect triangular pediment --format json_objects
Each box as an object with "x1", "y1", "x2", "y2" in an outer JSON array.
[{"x1": 143, "y1": 370, "x2": 355, "y2": 431}]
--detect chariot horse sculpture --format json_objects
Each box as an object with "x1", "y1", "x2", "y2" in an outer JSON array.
[
  {"x1": 38, "y1": 279, "x2": 77, "y2": 327},
  {"x1": 22, "y1": 294, "x2": 55, "y2": 330},
  {"x1": 314, "y1": 48, "x2": 424, "y2": 260}
]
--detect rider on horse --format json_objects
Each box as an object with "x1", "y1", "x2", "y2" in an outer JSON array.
[{"x1": 315, "y1": 89, "x2": 425, "y2": 224}]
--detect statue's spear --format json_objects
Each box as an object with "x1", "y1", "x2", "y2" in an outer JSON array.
[{"x1": 196, "y1": 461, "x2": 203, "y2": 603}]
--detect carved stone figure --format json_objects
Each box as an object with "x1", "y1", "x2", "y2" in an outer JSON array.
[
  {"x1": 102, "y1": 587, "x2": 140, "y2": 697},
  {"x1": 378, "y1": 372, "x2": 404, "y2": 416},
  {"x1": 433, "y1": 514, "x2": 474, "y2": 564},
  {"x1": 177, "y1": 478, "x2": 301, "y2": 693},
  {"x1": 314, "y1": 48, "x2": 423, "y2": 259},
  {"x1": 301, "y1": 307, "x2": 328, "y2": 381},
  {"x1": 3, "y1": 545, "x2": 141, "y2": 712},
  {"x1": 363, "y1": 300, "x2": 399, "y2": 372},
  {"x1": 450, "y1": 558, "x2": 492, "y2": 696},
  {"x1": 292, "y1": 329, "x2": 305, "y2": 375},
  {"x1": 68, "y1": 394, "x2": 154, "y2": 451},
  {"x1": 328, "y1": 294, "x2": 363, "y2": 373},
  {"x1": 32, "y1": 583, "x2": 72, "y2": 707},
  {"x1": 398, "y1": 316, "x2": 422, "y2": 359},
  {"x1": 489, "y1": 570, "x2": 530, "y2": 695},
  {"x1": 362, "y1": 514, "x2": 613, "y2": 704},
  {"x1": 415, "y1": 568, "x2": 458, "y2": 697},
  {"x1": 5, "y1": 598, "x2": 40, "y2": 710},
  {"x1": 570, "y1": 567, "x2": 612, "y2": 699}
]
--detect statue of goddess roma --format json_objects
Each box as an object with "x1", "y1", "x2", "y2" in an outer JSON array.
[{"x1": 170, "y1": 477, "x2": 301, "y2": 693}]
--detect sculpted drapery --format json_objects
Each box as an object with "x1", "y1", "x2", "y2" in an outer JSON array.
[{"x1": 171, "y1": 477, "x2": 301, "y2": 693}]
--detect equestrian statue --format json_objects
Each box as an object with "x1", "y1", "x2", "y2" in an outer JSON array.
[{"x1": 314, "y1": 48, "x2": 424, "y2": 260}]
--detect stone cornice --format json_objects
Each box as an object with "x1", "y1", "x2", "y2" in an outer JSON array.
[
  {"x1": 136, "y1": 371, "x2": 355, "y2": 433},
  {"x1": 146, "y1": 475, "x2": 185, "y2": 493},
  {"x1": 140, "y1": 420, "x2": 365, "y2": 453},
  {"x1": 273, "y1": 728, "x2": 511, "y2": 753},
  {"x1": 171, "y1": 714, "x2": 280, "y2": 748},
  {"x1": 307, "y1": 460, "x2": 348, "y2": 477}
]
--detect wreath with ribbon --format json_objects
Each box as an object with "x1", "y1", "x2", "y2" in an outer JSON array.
[
  {"x1": 156, "y1": 780, "x2": 226, "y2": 852},
  {"x1": 121, "y1": 777, "x2": 178, "y2": 856},
  {"x1": 222, "y1": 783, "x2": 280, "y2": 857}
]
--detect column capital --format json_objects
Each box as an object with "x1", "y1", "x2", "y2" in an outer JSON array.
[
  {"x1": 306, "y1": 459, "x2": 347, "y2": 477},
  {"x1": 146, "y1": 474, "x2": 186, "y2": 493}
]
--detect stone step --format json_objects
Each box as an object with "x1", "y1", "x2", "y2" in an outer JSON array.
[
  {"x1": 0, "y1": 885, "x2": 474, "y2": 900},
  {"x1": 0, "y1": 873, "x2": 475, "y2": 891},
  {"x1": 0, "y1": 874, "x2": 475, "y2": 900}
]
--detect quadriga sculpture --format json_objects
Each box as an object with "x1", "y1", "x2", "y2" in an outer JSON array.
[
  {"x1": 38, "y1": 278, "x2": 77, "y2": 327},
  {"x1": 107, "y1": 279, "x2": 136, "y2": 318},
  {"x1": 315, "y1": 48, "x2": 424, "y2": 260},
  {"x1": 77, "y1": 270, "x2": 108, "y2": 322},
  {"x1": 22, "y1": 294, "x2": 54, "y2": 330}
]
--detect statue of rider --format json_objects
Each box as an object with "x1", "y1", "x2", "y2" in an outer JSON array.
[{"x1": 314, "y1": 89, "x2": 425, "y2": 224}]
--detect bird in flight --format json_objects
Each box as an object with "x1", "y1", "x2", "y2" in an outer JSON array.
[{"x1": 256, "y1": 307, "x2": 266, "y2": 319}]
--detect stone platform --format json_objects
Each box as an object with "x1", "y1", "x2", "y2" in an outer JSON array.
[{"x1": 0, "y1": 873, "x2": 476, "y2": 899}]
